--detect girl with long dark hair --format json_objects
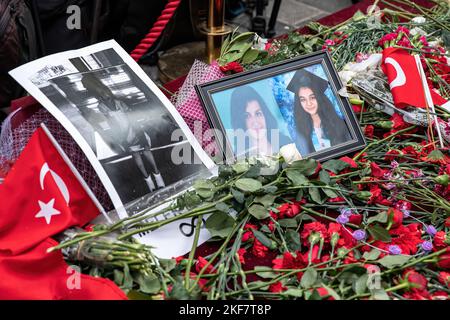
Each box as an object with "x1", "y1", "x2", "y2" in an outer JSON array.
[
  {"x1": 230, "y1": 85, "x2": 293, "y2": 158},
  {"x1": 287, "y1": 69, "x2": 351, "y2": 155}
]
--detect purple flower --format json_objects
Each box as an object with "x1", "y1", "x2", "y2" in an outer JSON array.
[
  {"x1": 421, "y1": 241, "x2": 433, "y2": 252},
  {"x1": 390, "y1": 160, "x2": 399, "y2": 169},
  {"x1": 388, "y1": 245, "x2": 402, "y2": 255},
  {"x1": 352, "y1": 229, "x2": 367, "y2": 241},
  {"x1": 339, "y1": 208, "x2": 353, "y2": 217},
  {"x1": 426, "y1": 225, "x2": 437, "y2": 236},
  {"x1": 336, "y1": 214, "x2": 349, "y2": 225},
  {"x1": 401, "y1": 209, "x2": 410, "y2": 218}
]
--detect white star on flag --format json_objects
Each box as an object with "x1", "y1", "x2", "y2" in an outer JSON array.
[{"x1": 35, "y1": 198, "x2": 61, "y2": 225}]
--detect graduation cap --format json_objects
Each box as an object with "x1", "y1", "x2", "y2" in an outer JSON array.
[{"x1": 286, "y1": 69, "x2": 329, "y2": 95}]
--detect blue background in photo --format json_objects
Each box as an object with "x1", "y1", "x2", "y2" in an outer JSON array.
[
  {"x1": 211, "y1": 79, "x2": 291, "y2": 147},
  {"x1": 270, "y1": 64, "x2": 343, "y2": 143}
]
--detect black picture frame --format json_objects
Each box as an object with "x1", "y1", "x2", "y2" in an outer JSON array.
[{"x1": 195, "y1": 50, "x2": 366, "y2": 163}]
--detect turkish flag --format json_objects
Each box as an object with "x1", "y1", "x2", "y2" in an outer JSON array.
[
  {"x1": 0, "y1": 127, "x2": 101, "y2": 255},
  {"x1": 0, "y1": 238, "x2": 127, "y2": 300},
  {"x1": 381, "y1": 47, "x2": 427, "y2": 109}
]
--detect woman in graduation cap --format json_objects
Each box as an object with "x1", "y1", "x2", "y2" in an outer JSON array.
[
  {"x1": 230, "y1": 85, "x2": 293, "y2": 158},
  {"x1": 287, "y1": 69, "x2": 351, "y2": 155}
]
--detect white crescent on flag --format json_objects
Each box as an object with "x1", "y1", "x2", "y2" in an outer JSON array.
[
  {"x1": 39, "y1": 162, "x2": 70, "y2": 205},
  {"x1": 385, "y1": 57, "x2": 406, "y2": 89}
]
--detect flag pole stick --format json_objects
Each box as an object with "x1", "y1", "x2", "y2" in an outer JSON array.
[
  {"x1": 40, "y1": 123, "x2": 113, "y2": 224},
  {"x1": 414, "y1": 55, "x2": 444, "y2": 149}
]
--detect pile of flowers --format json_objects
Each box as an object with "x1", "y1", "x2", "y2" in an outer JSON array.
[{"x1": 49, "y1": 0, "x2": 450, "y2": 300}]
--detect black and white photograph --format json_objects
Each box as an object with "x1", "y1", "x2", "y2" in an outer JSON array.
[
  {"x1": 10, "y1": 41, "x2": 215, "y2": 219},
  {"x1": 196, "y1": 51, "x2": 366, "y2": 163}
]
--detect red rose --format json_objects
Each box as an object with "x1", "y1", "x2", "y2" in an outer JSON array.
[
  {"x1": 434, "y1": 231, "x2": 448, "y2": 249},
  {"x1": 403, "y1": 269, "x2": 427, "y2": 290},
  {"x1": 277, "y1": 202, "x2": 302, "y2": 219},
  {"x1": 340, "y1": 156, "x2": 358, "y2": 169},
  {"x1": 269, "y1": 281, "x2": 287, "y2": 293},
  {"x1": 403, "y1": 289, "x2": 432, "y2": 300},
  {"x1": 437, "y1": 248, "x2": 450, "y2": 269},
  {"x1": 438, "y1": 271, "x2": 450, "y2": 287},
  {"x1": 328, "y1": 196, "x2": 345, "y2": 202},
  {"x1": 370, "y1": 162, "x2": 387, "y2": 178},
  {"x1": 432, "y1": 291, "x2": 449, "y2": 300},
  {"x1": 314, "y1": 287, "x2": 335, "y2": 300},
  {"x1": 387, "y1": 208, "x2": 404, "y2": 228},
  {"x1": 220, "y1": 61, "x2": 244, "y2": 74}
]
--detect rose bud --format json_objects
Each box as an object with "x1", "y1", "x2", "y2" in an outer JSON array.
[
  {"x1": 437, "y1": 248, "x2": 450, "y2": 269},
  {"x1": 434, "y1": 174, "x2": 449, "y2": 187},
  {"x1": 356, "y1": 191, "x2": 372, "y2": 201}
]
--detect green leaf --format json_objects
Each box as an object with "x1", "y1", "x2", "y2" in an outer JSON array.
[
  {"x1": 168, "y1": 277, "x2": 201, "y2": 300},
  {"x1": 263, "y1": 185, "x2": 278, "y2": 194},
  {"x1": 367, "y1": 212, "x2": 388, "y2": 225},
  {"x1": 135, "y1": 272, "x2": 161, "y2": 294},
  {"x1": 286, "y1": 170, "x2": 309, "y2": 186},
  {"x1": 285, "y1": 229, "x2": 301, "y2": 251},
  {"x1": 319, "y1": 170, "x2": 331, "y2": 184},
  {"x1": 352, "y1": 10, "x2": 366, "y2": 22},
  {"x1": 235, "y1": 178, "x2": 262, "y2": 193},
  {"x1": 248, "y1": 204, "x2": 270, "y2": 220},
  {"x1": 215, "y1": 202, "x2": 230, "y2": 213},
  {"x1": 282, "y1": 288, "x2": 303, "y2": 298},
  {"x1": 278, "y1": 218, "x2": 298, "y2": 228},
  {"x1": 322, "y1": 159, "x2": 350, "y2": 174},
  {"x1": 159, "y1": 258, "x2": 176, "y2": 272},
  {"x1": 354, "y1": 274, "x2": 368, "y2": 295},
  {"x1": 368, "y1": 225, "x2": 392, "y2": 242},
  {"x1": 308, "y1": 187, "x2": 325, "y2": 204},
  {"x1": 255, "y1": 194, "x2": 277, "y2": 208},
  {"x1": 252, "y1": 229, "x2": 276, "y2": 249},
  {"x1": 193, "y1": 179, "x2": 215, "y2": 199},
  {"x1": 296, "y1": 189, "x2": 304, "y2": 201},
  {"x1": 248, "y1": 280, "x2": 270, "y2": 291},
  {"x1": 289, "y1": 159, "x2": 318, "y2": 176},
  {"x1": 362, "y1": 249, "x2": 381, "y2": 261},
  {"x1": 127, "y1": 290, "x2": 153, "y2": 300},
  {"x1": 370, "y1": 288, "x2": 390, "y2": 300},
  {"x1": 442, "y1": 30, "x2": 450, "y2": 50},
  {"x1": 322, "y1": 187, "x2": 338, "y2": 199},
  {"x1": 232, "y1": 162, "x2": 249, "y2": 174},
  {"x1": 122, "y1": 264, "x2": 133, "y2": 290},
  {"x1": 377, "y1": 255, "x2": 411, "y2": 269},
  {"x1": 205, "y1": 211, "x2": 235, "y2": 238},
  {"x1": 231, "y1": 188, "x2": 245, "y2": 204},
  {"x1": 254, "y1": 266, "x2": 278, "y2": 279},
  {"x1": 300, "y1": 268, "x2": 318, "y2": 289},
  {"x1": 113, "y1": 270, "x2": 124, "y2": 286},
  {"x1": 242, "y1": 49, "x2": 260, "y2": 64}
]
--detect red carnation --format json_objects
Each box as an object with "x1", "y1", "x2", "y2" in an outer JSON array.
[
  {"x1": 385, "y1": 149, "x2": 402, "y2": 162},
  {"x1": 196, "y1": 256, "x2": 216, "y2": 274},
  {"x1": 364, "y1": 125, "x2": 374, "y2": 138},
  {"x1": 445, "y1": 217, "x2": 450, "y2": 228},
  {"x1": 403, "y1": 289, "x2": 432, "y2": 300},
  {"x1": 220, "y1": 61, "x2": 244, "y2": 74},
  {"x1": 272, "y1": 251, "x2": 306, "y2": 279},
  {"x1": 252, "y1": 238, "x2": 269, "y2": 258},
  {"x1": 237, "y1": 248, "x2": 247, "y2": 264},
  {"x1": 301, "y1": 222, "x2": 328, "y2": 244}
]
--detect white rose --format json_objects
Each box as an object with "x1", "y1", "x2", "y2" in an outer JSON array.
[
  {"x1": 279, "y1": 143, "x2": 302, "y2": 164},
  {"x1": 412, "y1": 16, "x2": 426, "y2": 24}
]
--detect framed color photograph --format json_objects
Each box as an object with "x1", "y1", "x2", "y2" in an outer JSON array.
[{"x1": 196, "y1": 51, "x2": 366, "y2": 163}]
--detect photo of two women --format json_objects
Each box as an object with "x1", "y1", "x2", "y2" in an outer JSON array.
[{"x1": 211, "y1": 64, "x2": 353, "y2": 159}]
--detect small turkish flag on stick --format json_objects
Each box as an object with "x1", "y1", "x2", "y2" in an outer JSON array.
[
  {"x1": 0, "y1": 125, "x2": 105, "y2": 255},
  {"x1": 414, "y1": 54, "x2": 445, "y2": 148}
]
